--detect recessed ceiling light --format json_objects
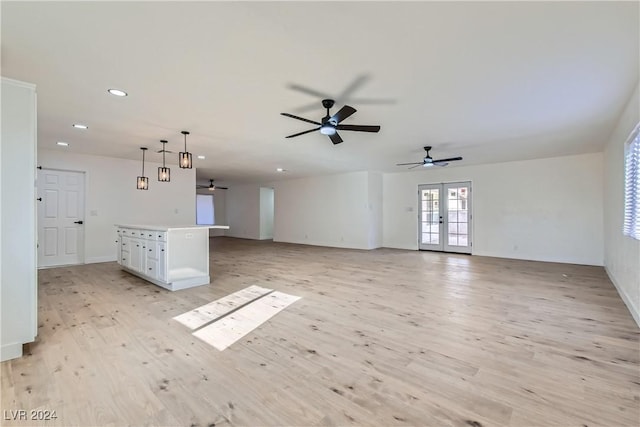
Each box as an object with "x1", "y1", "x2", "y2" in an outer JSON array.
[
  {"x1": 276, "y1": 168, "x2": 285, "y2": 172},
  {"x1": 107, "y1": 88, "x2": 127, "y2": 97},
  {"x1": 72, "y1": 124, "x2": 88, "y2": 129},
  {"x1": 56, "y1": 141, "x2": 69, "y2": 146},
  {"x1": 197, "y1": 155, "x2": 205, "y2": 160}
]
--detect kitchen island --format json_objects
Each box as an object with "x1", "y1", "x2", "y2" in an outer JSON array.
[{"x1": 115, "y1": 224, "x2": 229, "y2": 291}]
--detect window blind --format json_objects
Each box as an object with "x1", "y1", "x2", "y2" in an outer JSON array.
[{"x1": 624, "y1": 123, "x2": 640, "y2": 240}]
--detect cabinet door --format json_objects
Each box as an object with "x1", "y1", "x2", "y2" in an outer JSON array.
[
  {"x1": 116, "y1": 230, "x2": 122, "y2": 264},
  {"x1": 129, "y1": 238, "x2": 145, "y2": 273},
  {"x1": 146, "y1": 241, "x2": 158, "y2": 260},
  {"x1": 157, "y1": 242, "x2": 167, "y2": 281}
]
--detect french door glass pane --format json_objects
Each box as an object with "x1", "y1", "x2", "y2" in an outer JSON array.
[
  {"x1": 447, "y1": 186, "x2": 469, "y2": 247},
  {"x1": 421, "y1": 189, "x2": 439, "y2": 244}
]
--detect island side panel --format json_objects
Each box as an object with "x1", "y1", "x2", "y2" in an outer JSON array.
[{"x1": 167, "y1": 228, "x2": 210, "y2": 282}]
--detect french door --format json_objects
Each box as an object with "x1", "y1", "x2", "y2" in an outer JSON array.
[
  {"x1": 37, "y1": 168, "x2": 85, "y2": 267},
  {"x1": 418, "y1": 181, "x2": 472, "y2": 254}
]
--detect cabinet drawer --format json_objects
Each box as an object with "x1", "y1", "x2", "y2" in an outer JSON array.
[
  {"x1": 120, "y1": 236, "x2": 132, "y2": 249},
  {"x1": 146, "y1": 242, "x2": 158, "y2": 259},
  {"x1": 120, "y1": 250, "x2": 129, "y2": 265},
  {"x1": 146, "y1": 259, "x2": 158, "y2": 279}
]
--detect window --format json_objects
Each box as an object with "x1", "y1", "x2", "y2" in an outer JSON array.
[
  {"x1": 624, "y1": 123, "x2": 640, "y2": 240},
  {"x1": 196, "y1": 194, "x2": 215, "y2": 225}
]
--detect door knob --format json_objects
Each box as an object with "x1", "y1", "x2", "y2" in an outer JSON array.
[{"x1": 74, "y1": 220, "x2": 84, "y2": 224}]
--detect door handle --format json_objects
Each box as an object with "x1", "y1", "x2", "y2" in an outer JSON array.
[{"x1": 74, "y1": 220, "x2": 84, "y2": 224}]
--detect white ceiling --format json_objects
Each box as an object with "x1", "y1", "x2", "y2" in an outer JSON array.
[{"x1": 2, "y1": 1, "x2": 638, "y2": 186}]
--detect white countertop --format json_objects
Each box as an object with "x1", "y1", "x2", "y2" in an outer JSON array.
[{"x1": 116, "y1": 224, "x2": 229, "y2": 231}]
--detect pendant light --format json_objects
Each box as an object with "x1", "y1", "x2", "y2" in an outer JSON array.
[
  {"x1": 179, "y1": 131, "x2": 192, "y2": 169},
  {"x1": 137, "y1": 147, "x2": 149, "y2": 190},
  {"x1": 158, "y1": 140, "x2": 171, "y2": 182}
]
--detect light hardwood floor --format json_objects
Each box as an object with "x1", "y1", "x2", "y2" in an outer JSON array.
[{"x1": 2, "y1": 237, "x2": 639, "y2": 427}]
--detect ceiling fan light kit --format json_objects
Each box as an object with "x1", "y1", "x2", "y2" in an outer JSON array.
[{"x1": 281, "y1": 99, "x2": 380, "y2": 145}]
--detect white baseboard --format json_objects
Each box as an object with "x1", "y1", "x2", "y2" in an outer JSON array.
[
  {"x1": 605, "y1": 266, "x2": 640, "y2": 328},
  {"x1": 85, "y1": 255, "x2": 117, "y2": 264}
]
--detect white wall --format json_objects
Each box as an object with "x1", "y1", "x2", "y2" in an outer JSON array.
[
  {"x1": 224, "y1": 184, "x2": 261, "y2": 240},
  {"x1": 603, "y1": 81, "x2": 640, "y2": 326},
  {"x1": 1, "y1": 78, "x2": 38, "y2": 361},
  {"x1": 273, "y1": 171, "x2": 379, "y2": 250},
  {"x1": 384, "y1": 153, "x2": 604, "y2": 265},
  {"x1": 259, "y1": 187, "x2": 274, "y2": 240},
  {"x1": 38, "y1": 149, "x2": 196, "y2": 263}
]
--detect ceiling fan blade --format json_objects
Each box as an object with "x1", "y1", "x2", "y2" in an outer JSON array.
[
  {"x1": 336, "y1": 124, "x2": 380, "y2": 133},
  {"x1": 347, "y1": 97, "x2": 397, "y2": 106},
  {"x1": 281, "y1": 113, "x2": 321, "y2": 126},
  {"x1": 408, "y1": 164, "x2": 423, "y2": 169},
  {"x1": 217, "y1": 186, "x2": 229, "y2": 190},
  {"x1": 285, "y1": 127, "x2": 321, "y2": 138},
  {"x1": 329, "y1": 132, "x2": 343, "y2": 145},
  {"x1": 396, "y1": 162, "x2": 422, "y2": 166},
  {"x1": 337, "y1": 74, "x2": 369, "y2": 100},
  {"x1": 287, "y1": 83, "x2": 332, "y2": 99},
  {"x1": 330, "y1": 105, "x2": 356, "y2": 123},
  {"x1": 432, "y1": 156, "x2": 462, "y2": 163},
  {"x1": 293, "y1": 101, "x2": 325, "y2": 114}
]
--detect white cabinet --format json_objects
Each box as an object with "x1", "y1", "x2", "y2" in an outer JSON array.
[
  {"x1": 1, "y1": 78, "x2": 38, "y2": 361},
  {"x1": 115, "y1": 225, "x2": 228, "y2": 291}
]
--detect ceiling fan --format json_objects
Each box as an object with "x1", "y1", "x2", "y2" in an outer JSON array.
[
  {"x1": 196, "y1": 179, "x2": 228, "y2": 191},
  {"x1": 281, "y1": 99, "x2": 380, "y2": 145},
  {"x1": 397, "y1": 146, "x2": 463, "y2": 169}
]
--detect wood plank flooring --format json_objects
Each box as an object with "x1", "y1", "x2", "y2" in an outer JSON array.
[{"x1": 2, "y1": 237, "x2": 638, "y2": 426}]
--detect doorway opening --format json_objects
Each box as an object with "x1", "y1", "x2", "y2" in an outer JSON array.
[
  {"x1": 259, "y1": 187, "x2": 274, "y2": 240},
  {"x1": 418, "y1": 181, "x2": 472, "y2": 254}
]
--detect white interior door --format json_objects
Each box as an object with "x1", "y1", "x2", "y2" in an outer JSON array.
[
  {"x1": 37, "y1": 169, "x2": 85, "y2": 267},
  {"x1": 418, "y1": 181, "x2": 472, "y2": 254}
]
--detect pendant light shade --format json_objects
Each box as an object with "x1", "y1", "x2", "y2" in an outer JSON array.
[
  {"x1": 137, "y1": 147, "x2": 149, "y2": 190},
  {"x1": 158, "y1": 140, "x2": 171, "y2": 182},
  {"x1": 179, "y1": 131, "x2": 192, "y2": 169}
]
